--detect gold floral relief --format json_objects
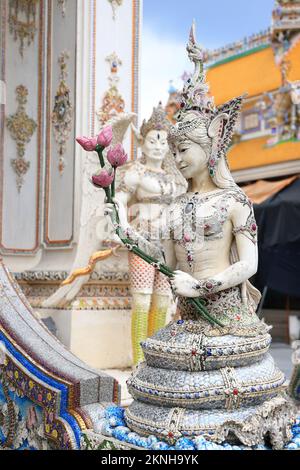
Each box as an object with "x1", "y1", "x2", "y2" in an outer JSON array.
[
  {"x1": 57, "y1": 0, "x2": 67, "y2": 17},
  {"x1": 6, "y1": 85, "x2": 37, "y2": 192},
  {"x1": 96, "y1": 52, "x2": 125, "y2": 126},
  {"x1": 8, "y1": 0, "x2": 39, "y2": 57}
]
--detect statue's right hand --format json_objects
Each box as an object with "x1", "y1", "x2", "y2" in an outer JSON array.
[
  {"x1": 104, "y1": 198, "x2": 129, "y2": 231},
  {"x1": 103, "y1": 202, "x2": 116, "y2": 224}
]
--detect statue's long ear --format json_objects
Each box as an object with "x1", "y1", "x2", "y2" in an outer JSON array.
[
  {"x1": 208, "y1": 113, "x2": 229, "y2": 139},
  {"x1": 131, "y1": 123, "x2": 144, "y2": 147}
]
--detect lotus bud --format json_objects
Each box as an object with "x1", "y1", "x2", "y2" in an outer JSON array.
[
  {"x1": 92, "y1": 170, "x2": 114, "y2": 188},
  {"x1": 97, "y1": 126, "x2": 113, "y2": 148},
  {"x1": 76, "y1": 136, "x2": 98, "y2": 151},
  {"x1": 107, "y1": 143, "x2": 128, "y2": 168}
]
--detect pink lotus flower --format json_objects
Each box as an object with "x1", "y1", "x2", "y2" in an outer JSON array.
[
  {"x1": 107, "y1": 143, "x2": 128, "y2": 167},
  {"x1": 76, "y1": 136, "x2": 98, "y2": 151},
  {"x1": 97, "y1": 126, "x2": 113, "y2": 148},
  {"x1": 92, "y1": 170, "x2": 114, "y2": 188}
]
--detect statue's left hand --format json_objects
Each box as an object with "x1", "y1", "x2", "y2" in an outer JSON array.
[
  {"x1": 104, "y1": 197, "x2": 129, "y2": 231},
  {"x1": 170, "y1": 270, "x2": 200, "y2": 298}
]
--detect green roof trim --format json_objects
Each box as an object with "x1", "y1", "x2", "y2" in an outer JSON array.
[{"x1": 208, "y1": 44, "x2": 271, "y2": 70}]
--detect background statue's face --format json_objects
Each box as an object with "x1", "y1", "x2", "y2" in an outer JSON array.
[
  {"x1": 142, "y1": 130, "x2": 169, "y2": 162},
  {"x1": 174, "y1": 139, "x2": 208, "y2": 180}
]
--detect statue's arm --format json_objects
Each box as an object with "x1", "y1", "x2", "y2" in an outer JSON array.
[
  {"x1": 116, "y1": 166, "x2": 140, "y2": 207},
  {"x1": 204, "y1": 212, "x2": 258, "y2": 293}
]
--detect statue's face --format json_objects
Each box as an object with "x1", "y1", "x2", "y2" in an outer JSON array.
[
  {"x1": 142, "y1": 130, "x2": 169, "y2": 162},
  {"x1": 173, "y1": 139, "x2": 208, "y2": 180}
]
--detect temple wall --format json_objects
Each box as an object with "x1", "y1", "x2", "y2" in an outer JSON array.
[
  {"x1": 0, "y1": 0, "x2": 141, "y2": 273},
  {"x1": 0, "y1": 0, "x2": 141, "y2": 372}
]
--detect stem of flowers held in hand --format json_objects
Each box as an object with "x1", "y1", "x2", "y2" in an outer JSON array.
[
  {"x1": 109, "y1": 206, "x2": 224, "y2": 328},
  {"x1": 111, "y1": 168, "x2": 116, "y2": 199}
]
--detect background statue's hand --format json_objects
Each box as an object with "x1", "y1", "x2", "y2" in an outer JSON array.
[{"x1": 170, "y1": 270, "x2": 200, "y2": 298}]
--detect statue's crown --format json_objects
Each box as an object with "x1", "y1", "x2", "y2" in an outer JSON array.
[
  {"x1": 176, "y1": 22, "x2": 217, "y2": 120},
  {"x1": 168, "y1": 23, "x2": 246, "y2": 176},
  {"x1": 169, "y1": 23, "x2": 245, "y2": 159},
  {"x1": 140, "y1": 102, "x2": 170, "y2": 138}
]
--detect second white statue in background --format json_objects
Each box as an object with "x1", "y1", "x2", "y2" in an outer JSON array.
[{"x1": 116, "y1": 104, "x2": 187, "y2": 364}]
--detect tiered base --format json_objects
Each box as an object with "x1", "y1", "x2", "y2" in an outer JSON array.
[
  {"x1": 123, "y1": 319, "x2": 297, "y2": 449},
  {"x1": 125, "y1": 395, "x2": 296, "y2": 449}
]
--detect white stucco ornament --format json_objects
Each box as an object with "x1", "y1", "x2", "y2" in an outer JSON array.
[{"x1": 108, "y1": 0, "x2": 123, "y2": 20}]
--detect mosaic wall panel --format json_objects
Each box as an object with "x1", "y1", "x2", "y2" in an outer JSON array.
[
  {"x1": 0, "y1": 332, "x2": 81, "y2": 450},
  {"x1": 0, "y1": 381, "x2": 51, "y2": 450}
]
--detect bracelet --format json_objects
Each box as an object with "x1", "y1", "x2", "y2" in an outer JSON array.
[{"x1": 192, "y1": 279, "x2": 222, "y2": 294}]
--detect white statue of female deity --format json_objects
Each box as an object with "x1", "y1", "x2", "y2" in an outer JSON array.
[
  {"x1": 115, "y1": 104, "x2": 187, "y2": 365},
  {"x1": 105, "y1": 25, "x2": 295, "y2": 448}
]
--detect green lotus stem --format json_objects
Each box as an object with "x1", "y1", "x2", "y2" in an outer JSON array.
[
  {"x1": 112, "y1": 208, "x2": 224, "y2": 327},
  {"x1": 96, "y1": 145, "x2": 105, "y2": 167},
  {"x1": 192, "y1": 298, "x2": 224, "y2": 327},
  {"x1": 111, "y1": 168, "x2": 116, "y2": 199}
]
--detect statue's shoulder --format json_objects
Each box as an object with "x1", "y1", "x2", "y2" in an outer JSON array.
[
  {"x1": 121, "y1": 159, "x2": 142, "y2": 172},
  {"x1": 118, "y1": 160, "x2": 145, "y2": 180},
  {"x1": 226, "y1": 187, "x2": 252, "y2": 208},
  {"x1": 116, "y1": 160, "x2": 144, "y2": 193}
]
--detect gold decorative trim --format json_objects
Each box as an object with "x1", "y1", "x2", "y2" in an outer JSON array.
[
  {"x1": 51, "y1": 51, "x2": 73, "y2": 174},
  {"x1": 96, "y1": 52, "x2": 125, "y2": 126},
  {"x1": 6, "y1": 85, "x2": 37, "y2": 192},
  {"x1": 61, "y1": 247, "x2": 120, "y2": 286}
]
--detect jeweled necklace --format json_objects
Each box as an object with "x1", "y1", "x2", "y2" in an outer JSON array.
[
  {"x1": 177, "y1": 190, "x2": 227, "y2": 271},
  {"x1": 143, "y1": 165, "x2": 175, "y2": 198}
]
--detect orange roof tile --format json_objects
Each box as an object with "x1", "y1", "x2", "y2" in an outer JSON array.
[
  {"x1": 207, "y1": 40, "x2": 300, "y2": 106},
  {"x1": 228, "y1": 136, "x2": 300, "y2": 171}
]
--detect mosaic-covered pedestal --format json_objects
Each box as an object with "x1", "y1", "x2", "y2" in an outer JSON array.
[{"x1": 125, "y1": 320, "x2": 296, "y2": 449}]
